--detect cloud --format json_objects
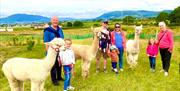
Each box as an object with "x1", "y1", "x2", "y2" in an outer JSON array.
[{"x1": 0, "y1": 0, "x2": 179, "y2": 18}]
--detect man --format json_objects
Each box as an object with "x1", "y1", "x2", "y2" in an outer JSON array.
[
  {"x1": 158, "y1": 21, "x2": 174, "y2": 76},
  {"x1": 96, "y1": 19, "x2": 111, "y2": 73},
  {"x1": 44, "y1": 16, "x2": 64, "y2": 85}
]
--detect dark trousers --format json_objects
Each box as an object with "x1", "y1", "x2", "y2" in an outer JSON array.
[
  {"x1": 51, "y1": 55, "x2": 63, "y2": 83},
  {"x1": 160, "y1": 48, "x2": 172, "y2": 72},
  {"x1": 111, "y1": 62, "x2": 117, "y2": 69},
  {"x1": 149, "y1": 57, "x2": 156, "y2": 69}
]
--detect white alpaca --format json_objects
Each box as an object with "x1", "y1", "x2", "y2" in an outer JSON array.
[
  {"x1": 71, "y1": 27, "x2": 99, "y2": 78},
  {"x1": 2, "y1": 38, "x2": 65, "y2": 91},
  {"x1": 126, "y1": 25, "x2": 142, "y2": 68}
]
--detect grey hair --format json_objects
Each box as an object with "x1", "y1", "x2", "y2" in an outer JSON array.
[{"x1": 159, "y1": 21, "x2": 166, "y2": 27}]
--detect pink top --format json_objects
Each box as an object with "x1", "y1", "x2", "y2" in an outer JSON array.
[
  {"x1": 111, "y1": 31, "x2": 126, "y2": 49},
  {"x1": 158, "y1": 29, "x2": 174, "y2": 52},
  {"x1": 146, "y1": 44, "x2": 158, "y2": 56}
]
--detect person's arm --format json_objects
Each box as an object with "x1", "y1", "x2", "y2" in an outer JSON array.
[
  {"x1": 59, "y1": 28, "x2": 64, "y2": 39},
  {"x1": 122, "y1": 31, "x2": 126, "y2": 51},
  {"x1": 167, "y1": 31, "x2": 174, "y2": 53},
  {"x1": 107, "y1": 52, "x2": 111, "y2": 57},
  {"x1": 71, "y1": 50, "x2": 75, "y2": 64},
  {"x1": 146, "y1": 46, "x2": 150, "y2": 56},
  {"x1": 44, "y1": 30, "x2": 50, "y2": 51},
  {"x1": 117, "y1": 49, "x2": 120, "y2": 54},
  {"x1": 45, "y1": 44, "x2": 49, "y2": 51}
]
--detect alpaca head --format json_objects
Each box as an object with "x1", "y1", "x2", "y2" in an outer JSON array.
[
  {"x1": 134, "y1": 25, "x2": 142, "y2": 35},
  {"x1": 91, "y1": 26, "x2": 101, "y2": 39},
  {"x1": 46, "y1": 38, "x2": 65, "y2": 52}
]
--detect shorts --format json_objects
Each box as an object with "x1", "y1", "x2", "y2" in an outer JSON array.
[{"x1": 96, "y1": 49, "x2": 108, "y2": 59}]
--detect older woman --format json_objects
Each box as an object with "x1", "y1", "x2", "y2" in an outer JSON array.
[
  {"x1": 111, "y1": 23, "x2": 126, "y2": 71},
  {"x1": 158, "y1": 21, "x2": 174, "y2": 76}
]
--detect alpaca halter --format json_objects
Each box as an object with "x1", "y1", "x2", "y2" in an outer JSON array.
[{"x1": 50, "y1": 44, "x2": 61, "y2": 52}]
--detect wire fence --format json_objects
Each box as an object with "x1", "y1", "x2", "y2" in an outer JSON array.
[{"x1": 0, "y1": 33, "x2": 179, "y2": 41}]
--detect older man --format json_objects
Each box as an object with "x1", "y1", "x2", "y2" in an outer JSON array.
[
  {"x1": 158, "y1": 21, "x2": 174, "y2": 76},
  {"x1": 44, "y1": 16, "x2": 64, "y2": 85}
]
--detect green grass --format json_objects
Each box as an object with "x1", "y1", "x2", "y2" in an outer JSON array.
[
  {"x1": 0, "y1": 25, "x2": 180, "y2": 91},
  {"x1": 0, "y1": 39, "x2": 179, "y2": 91}
]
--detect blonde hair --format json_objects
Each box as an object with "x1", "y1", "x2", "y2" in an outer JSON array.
[{"x1": 64, "y1": 38, "x2": 72, "y2": 43}]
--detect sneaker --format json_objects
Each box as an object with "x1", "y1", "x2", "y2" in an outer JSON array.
[
  {"x1": 53, "y1": 81, "x2": 59, "y2": 86},
  {"x1": 164, "y1": 72, "x2": 168, "y2": 76},
  {"x1": 114, "y1": 68, "x2": 118, "y2": 74},
  {"x1": 120, "y1": 69, "x2": 123, "y2": 72},
  {"x1": 58, "y1": 78, "x2": 64, "y2": 81},
  {"x1": 104, "y1": 68, "x2": 107, "y2": 73},
  {"x1": 150, "y1": 69, "x2": 155, "y2": 72},
  {"x1": 160, "y1": 69, "x2": 164, "y2": 72},
  {"x1": 96, "y1": 68, "x2": 100, "y2": 73},
  {"x1": 152, "y1": 69, "x2": 155, "y2": 72},
  {"x1": 67, "y1": 86, "x2": 75, "y2": 90}
]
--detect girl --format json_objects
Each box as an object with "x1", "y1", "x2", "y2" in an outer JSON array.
[
  {"x1": 59, "y1": 38, "x2": 75, "y2": 91},
  {"x1": 146, "y1": 38, "x2": 158, "y2": 72}
]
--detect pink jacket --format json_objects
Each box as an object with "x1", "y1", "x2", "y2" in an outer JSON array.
[
  {"x1": 158, "y1": 29, "x2": 174, "y2": 52},
  {"x1": 146, "y1": 44, "x2": 158, "y2": 56},
  {"x1": 111, "y1": 31, "x2": 126, "y2": 49}
]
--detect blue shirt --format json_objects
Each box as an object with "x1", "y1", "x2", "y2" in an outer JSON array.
[
  {"x1": 43, "y1": 26, "x2": 64, "y2": 42},
  {"x1": 115, "y1": 32, "x2": 123, "y2": 49}
]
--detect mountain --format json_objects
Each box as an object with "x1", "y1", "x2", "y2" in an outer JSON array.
[
  {"x1": 95, "y1": 10, "x2": 172, "y2": 19},
  {"x1": 0, "y1": 10, "x2": 173, "y2": 24},
  {"x1": 0, "y1": 14, "x2": 75, "y2": 24},
  {"x1": 0, "y1": 14, "x2": 50, "y2": 24}
]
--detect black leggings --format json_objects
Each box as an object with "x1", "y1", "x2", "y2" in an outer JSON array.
[{"x1": 159, "y1": 48, "x2": 172, "y2": 72}]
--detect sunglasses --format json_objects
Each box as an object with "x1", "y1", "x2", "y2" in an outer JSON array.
[{"x1": 115, "y1": 24, "x2": 120, "y2": 28}]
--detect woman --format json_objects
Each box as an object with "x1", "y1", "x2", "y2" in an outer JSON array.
[
  {"x1": 111, "y1": 23, "x2": 126, "y2": 71},
  {"x1": 158, "y1": 21, "x2": 174, "y2": 76}
]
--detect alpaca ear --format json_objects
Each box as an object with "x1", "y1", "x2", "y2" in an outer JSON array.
[
  {"x1": 140, "y1": 25, "x2": 143, "y2": 28},
  {"x1": 91, "y1": 26, "x2": 94, "y2": 31}
]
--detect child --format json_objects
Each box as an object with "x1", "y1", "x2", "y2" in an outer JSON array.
[
  {"x1": 59, "y1": 38, "x2": 75, "y2": 91},
  {"x1": 146, "y1": 38, "x2": 158, "y2": 72},
  {"x1": 108, "y1": 45, "x2": 119, "y2": 74}
]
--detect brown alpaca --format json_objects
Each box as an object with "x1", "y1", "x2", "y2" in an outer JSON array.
[{"x1": 71, "y1": 28, "x2": 99, "y2": 78}]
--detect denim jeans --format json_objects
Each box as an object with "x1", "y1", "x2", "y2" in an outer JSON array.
[
  {"x1": 149, "y1": 56, "x2": 156, "y2": 69},
  {"x1": 118, "y1": 48, "x2": 124, "y2": 69},
  {"x1": 63, "y1": 65, "x2": 72, "y2": 90}
]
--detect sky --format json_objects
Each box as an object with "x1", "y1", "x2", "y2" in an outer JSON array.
[{"x1": 0, "y1": 0, "x2": 180, "y2": 18}]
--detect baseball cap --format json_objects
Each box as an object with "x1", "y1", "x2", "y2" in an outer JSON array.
[
  {"x1": 102, "y1": 19, "x2": 108, "y2": 24},
  {"x1": 110, "y1": 45, "x2": 117, "y2": 50}
]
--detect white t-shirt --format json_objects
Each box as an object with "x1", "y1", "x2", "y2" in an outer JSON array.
[{"x1": 59, "y1": 48, "x2": 75, "y2": 65}]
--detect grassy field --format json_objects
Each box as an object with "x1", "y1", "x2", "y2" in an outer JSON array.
[{"x1": 0, "y1": 26, "x2": 180, "y2": 91}]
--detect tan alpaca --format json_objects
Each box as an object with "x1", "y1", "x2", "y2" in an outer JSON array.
[{"x1": 71, "y1": 27, "x2": 100, "y2": 78}]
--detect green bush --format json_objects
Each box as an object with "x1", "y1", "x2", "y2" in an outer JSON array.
[
  {"x1": 73, "y1": 21, "x2": 84, "y2": 27},
  {"x1": 66, "y1": 22, "x2": 73, "y2": 27},
  {"x1": 26, "y1": 37, "x2": 35, "y2": 50},
  {"x1": 12, "y1": 36, "x2": 18, "y2": 46}
]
